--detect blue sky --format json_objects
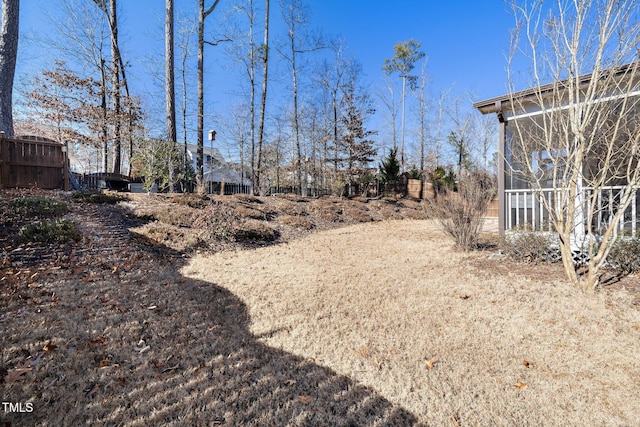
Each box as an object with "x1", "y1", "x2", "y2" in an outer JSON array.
[
  {"x1": 19, "y1": 0, "x2": 516, "y2": 100},
  {"x1": 306, "y1": 0, "x2": 515, "y2": 100},
  {"x1": 15, "y1": 0, "x2": 518, "y2": 163}
]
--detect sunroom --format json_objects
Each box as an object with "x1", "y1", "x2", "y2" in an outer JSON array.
[{"x1": 474, "y1": 63, "x2": 640, "y2": 248}]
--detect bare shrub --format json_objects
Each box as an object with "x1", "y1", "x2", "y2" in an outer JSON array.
[
  {"x1": 430, "y1": 174, "x2": 493, "y2": 251},
  {"x1": 500, "y1": 231, "x2": 560, "y2": 263},
  {"x1": 607, "y1": 238, "x2": 640, "y2": 275}
]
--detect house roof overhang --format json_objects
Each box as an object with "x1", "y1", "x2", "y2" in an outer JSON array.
[{"x1": 473, "y1": 61, "x2": 640, "y2": 117}]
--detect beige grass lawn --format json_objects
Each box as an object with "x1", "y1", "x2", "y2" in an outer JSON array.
[{"x1": 184, "y1": 220, "x2": 640, "y2": 426}]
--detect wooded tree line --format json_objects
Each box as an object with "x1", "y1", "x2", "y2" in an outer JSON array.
[{"x1": 1, "y1": 0, "x2": 497, "y2": 195}]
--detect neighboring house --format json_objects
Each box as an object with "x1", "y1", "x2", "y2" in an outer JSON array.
[
  {"x1": 184, "y1": 143, "x2": 250, "y2": 191},
  {"x1": 474, "y1": 63, "x2": 640, "y2": 239},
  {"x1": 184, "y1": 143, "x2": 225, "y2": 175},
  {"x1": 203, "y1": 167, "x2": 250, "y2": 186}
]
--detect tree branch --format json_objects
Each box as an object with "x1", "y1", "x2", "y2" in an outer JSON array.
[
  {"x1": 204, "y1": 0, "x2": 221, "y2": 18},
  {"x1": 204, "y1": 37, "x2": 233, "y2": 46}
]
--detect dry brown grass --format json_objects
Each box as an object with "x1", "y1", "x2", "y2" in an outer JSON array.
[
  {"x1": 4, "y1": 191, "x2": 639, "y2": 426},
  {"x1": 184, "y1": 220, "x2": 640, "y2": 426}
]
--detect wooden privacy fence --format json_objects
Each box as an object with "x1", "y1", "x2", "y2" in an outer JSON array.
[{"x1": 0, "y1": 134, "x2": 69, "y2": 190}]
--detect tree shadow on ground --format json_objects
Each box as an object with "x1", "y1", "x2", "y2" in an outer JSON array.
[{"x1": 1, "y1": 218, "x2": 421, "y2": 426}]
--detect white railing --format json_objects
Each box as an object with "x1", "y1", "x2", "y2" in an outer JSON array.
[{"x1": 505, "y1": 186, "x2": 640, "y2": 236}]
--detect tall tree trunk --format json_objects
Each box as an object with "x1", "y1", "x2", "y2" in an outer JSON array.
[
  {"x1": 165, "y1": 0, "x2": 176, "y2": 143},
  {"x1": 400, "y1": 74, "x2": 406, "y2": 173},
  {"x1": 0, "y1": 0, "x2": 19, "y2": 137},
  {"x1": 109, "y1": 0, "x2": 122, "y2": 174},
  {"x1": 100, "y1": 58, "x2": 109, "y2": 173},
  {"x1": 197, "y1": 0, "x2": 205, "y2": 191},
  {"x1": 196, "y1": 0, "x2": 221, "y2": 192},
  {"x1": 247, "y1": 0, "x2": 256, "y2": 194},
  {"x1": 332, "y1": 87, "x2": 338, "y2": 173},
  {"x1": 181, "y1": 33, "x2": 189, "y2": 181},
  {"x1": 255, "y1": 0, "x2": 269, "y2": 195},
  {"x1": 165, "y1": 0, "x2": 176, "y2": 191},
  {"x1": 290, "y1": 29, "x2": 302, "y2": 195}
]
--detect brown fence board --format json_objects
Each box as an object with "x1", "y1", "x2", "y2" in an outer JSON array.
[{"x1": 0, "y1": 135, "x2": 67, "y2": 190}]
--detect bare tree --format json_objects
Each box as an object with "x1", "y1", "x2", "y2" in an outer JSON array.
[
  {"x1": 92, "y1": 0, "x2": 133, "y2": 174},
  {"x1": 377, "y1": 76, "x2": 399, "y2": 155},
  {"x1": 415, "y1": 60, "x2": 429, "y2": 173},
  {"x1": 0, "y1": 0, "x2": 19, "y2": 136},
  {"x1": 255, "y1": 0, "x2": 270, "y2": 194},
  {"x1": 176, "y1": 15, "x2": 196, "y2": 176},
  {"x1": 446, "y1": 93, "x2": 475, "y2": 174},
  {"x1": 429, "y1": 88, "x2": 450, "y2": 169},
  {"x1": 472, "y1": 113, "x2": 497, "y2": 173},
  {"x1": 165, "y1": 0, "x2": 176, "y2": 143},
  {"x1": 165, "y1": 0, "x2": 176, "y2": 191},
  {"x1": 506, "y1": 0, "x2": 640, "y2": 291},
  {"x1": 316, "y1": 42, "x2": 349, "y2": 174},
  {"x1": 382, "y1": 39, "x2": 425, "y2": 172},
  {"x1": 196, "y1": 0, "x2": 222, "y2": 192},
  {"x1": 227, "y1": 0, "x2": 263, "y2": 193},
  {"x1": 278, "y1": 0, "x2": 323, "y2": 195},
  {"x1": 45, "y1": 0, "x2": 110, "y2": 171}
]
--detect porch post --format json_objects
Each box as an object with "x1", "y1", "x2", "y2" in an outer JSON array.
[{"x1": 498, "y1": 107, "x2": 506, "y2": 237}]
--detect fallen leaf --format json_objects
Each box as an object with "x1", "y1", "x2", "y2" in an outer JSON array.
[
  {"x1": 43, "y1": 342, "x2": 57, "y2": 352},
  {"x1": 514, "y1": 382, "x2": 527, "y2": 389},
  {"x1": 5, "y1": 364, "x2": 31, "y2": 384},
  {"x1": 299, "y1": 396, "x2": 312, "y2": 404},
  {"x1": 99, "y1": 359, "x2": 111, "y2": 368},
  {"x1": 426, "y1": 358, "x2": 437, "y2": 370},
  {"x1": 285, "y1": 379, "x2": 297, "y2": 386}
]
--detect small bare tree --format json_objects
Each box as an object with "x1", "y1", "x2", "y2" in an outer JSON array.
[
  {"x1": 507, "y1": 0, "x2": 640, "y2": 291},
  {"x1": 430, "y1": 173, "x2": 494, "y2": 251}
]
